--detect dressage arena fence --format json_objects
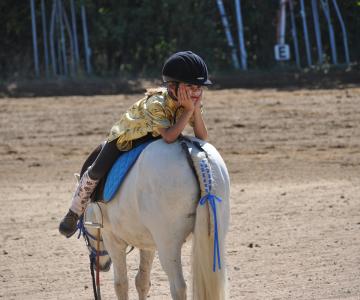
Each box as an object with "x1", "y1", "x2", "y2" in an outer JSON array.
[{"x1": 25, "y1": 0, "x2": 355, "y2": 78}]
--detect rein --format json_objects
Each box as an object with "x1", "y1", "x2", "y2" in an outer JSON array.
[
  {"x1": 77, "y1": 216, "x2": 109, "y2": 258},
  {"x1": 76, "y1": 216, "x2": 103, "y2": 300},
  {"x1": 76, "y1": 209, "x2": 135, "y2": 300}
]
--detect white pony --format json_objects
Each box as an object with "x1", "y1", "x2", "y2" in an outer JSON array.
[{"x1": 85, "y1": 137, "x2": 230, "y2": 300}]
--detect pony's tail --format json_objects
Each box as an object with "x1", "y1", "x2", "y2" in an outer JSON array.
[{"x1": 192, "y1": 199, "x2": 227, "y2": 300}]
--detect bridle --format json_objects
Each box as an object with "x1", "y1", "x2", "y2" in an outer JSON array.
[{"x1": 76, "y1": 203, "x2": 134, "y2": 300}]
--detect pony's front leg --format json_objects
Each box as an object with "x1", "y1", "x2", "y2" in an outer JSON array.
[
  {"x1": 102, "y1": 232, "x2": 129, "y2": 299},
  {"x1": 135, "y1": 249, "x2": 155, "y2": 300}
]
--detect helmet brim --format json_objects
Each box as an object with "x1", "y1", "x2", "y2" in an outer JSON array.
[
  {"x1": 163, "y1": 75, "x2": 212, "y2": 86},
  {"x1": 202, "y1": 79, "x2": 212, "y2": 86}
]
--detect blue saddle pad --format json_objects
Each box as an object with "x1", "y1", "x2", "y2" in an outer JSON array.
[{"x1": 103, "y1": 140, "x2": 153, "y2": 202}]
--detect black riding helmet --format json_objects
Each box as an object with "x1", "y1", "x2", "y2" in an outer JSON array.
[{"x1": 162, "y1": 51, "x2": 212, "y2": 86}]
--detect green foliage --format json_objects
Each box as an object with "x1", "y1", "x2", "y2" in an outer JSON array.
[
  {"x1": 0, "y1": 0, "x2": 34, "y2": 78},
  {"x1": 85, "y1": 0, "x2": 228, "y2": 76},
  {"x1": 0, "y1": 0, "x2": 359, "y2": 79}
]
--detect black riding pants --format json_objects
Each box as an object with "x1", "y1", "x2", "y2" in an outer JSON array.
[
  {"x1": 88, "y1": 134, "x2": 159, "y2": 181},
  {"x1": 88, "y1": 139, "x2": 120, "y2": 180}
]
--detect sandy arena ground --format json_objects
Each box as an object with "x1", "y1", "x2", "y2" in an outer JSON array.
[{"x1": 0, "y1": 86, "x2": 359, "y2": 299}]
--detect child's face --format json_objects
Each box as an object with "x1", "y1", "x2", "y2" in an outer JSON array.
[{"x1": 180, "y1": 83, "x2": 203, "y2": 103}]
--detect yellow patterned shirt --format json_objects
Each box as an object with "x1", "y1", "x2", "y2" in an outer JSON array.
[{"x1": 108, "y1": 88, "x2": 197, "y2": 151}]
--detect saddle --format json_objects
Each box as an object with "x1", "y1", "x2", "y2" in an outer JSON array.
[
  {"x1": 80, "y1": 138, "x2": 156, "y2": 203},
  {"x1": 80, "y1": 136, "x2": 208, "y2": 203}
]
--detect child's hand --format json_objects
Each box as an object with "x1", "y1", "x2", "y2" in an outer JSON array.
[
  {"x1": 178, "y1": 85, "x2": 194, "y2": 112},
  {"x1": 194, "y1": 98, "x2": 202, "y2": 111}
]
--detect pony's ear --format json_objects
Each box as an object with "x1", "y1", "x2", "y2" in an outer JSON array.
[{"x1": 74, "y1": 173, "x2": 80, "y2": 183}]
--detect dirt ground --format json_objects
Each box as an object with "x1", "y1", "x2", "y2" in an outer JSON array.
[{"x1": 0, "y1": 85, "x2": 359, "y2": 299}]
